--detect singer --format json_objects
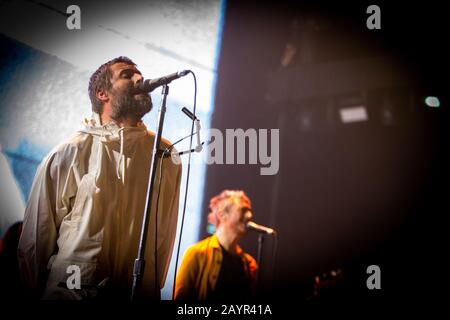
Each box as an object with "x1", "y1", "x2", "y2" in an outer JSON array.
[
  {"x1": 17, "y1": 57, "x2": 182, "y2": 300},
  {"x1": 174, "y1": 190, "x2": 258, "y2": 301}
]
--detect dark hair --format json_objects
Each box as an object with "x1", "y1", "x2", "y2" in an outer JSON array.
[{"x1": 88, "y1": 56, "x2": 136, "y2": 113}]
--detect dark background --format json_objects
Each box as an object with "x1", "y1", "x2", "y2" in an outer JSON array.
[{"x1": 202, "y1": 0, "x2": 449, "y2": 308}]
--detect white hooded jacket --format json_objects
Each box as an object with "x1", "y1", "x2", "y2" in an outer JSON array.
[{"x1": 18, "y1": 113, "x2": 182, "y2": 299}]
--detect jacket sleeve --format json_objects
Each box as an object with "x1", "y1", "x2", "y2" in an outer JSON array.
[
  {"x1": 174, "y1": 246, "x2": 199, "y2": 300},
  {"x1": 17, "y1": 144, "x2": 78, "y2": 296}
]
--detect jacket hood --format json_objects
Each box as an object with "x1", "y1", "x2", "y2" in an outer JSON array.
[
  {"x1": 79, "y1": 112, "x2": 148, "y2": 142},
  {"x1": 78, "y1": 112, "x2": 150, "y2": 181}
]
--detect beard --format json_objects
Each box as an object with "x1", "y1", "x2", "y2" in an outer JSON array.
[{"x1": 109, "y1": 86, "x2": 152, "y2": 122}]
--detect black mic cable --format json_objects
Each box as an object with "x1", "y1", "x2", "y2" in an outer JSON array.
[
  {"x1": 150, "y1": 70, "x2": 195, "y2": 299},
  {"x1": 170, "y1": 70, "x2": 197, "y2": 300},
  {"x1": 145, "y1": 70, "x2": 197, "y2": 300}
]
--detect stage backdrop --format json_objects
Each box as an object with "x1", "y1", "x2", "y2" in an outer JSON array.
[{"x1": 0, "y1": 0, "x2": 226, "y2": 299}]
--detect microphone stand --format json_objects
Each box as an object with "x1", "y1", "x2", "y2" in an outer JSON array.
[
  {"x1": 256, "y1": 234, "x2": 264, "y2": 289},
  {"x1": 131, "y1": 84, "x2": 170, "y2": 301}
]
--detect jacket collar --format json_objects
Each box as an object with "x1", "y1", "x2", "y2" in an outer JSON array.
[
  {"x1": 79, "y1": 112, "x2": 149, "y2": 182},
  {"x1": 211, "y1": 234, "x2": 244, "y2": 256},
  {"x1": 80, "y1": 112, "x2": 148, "y2": 142}
]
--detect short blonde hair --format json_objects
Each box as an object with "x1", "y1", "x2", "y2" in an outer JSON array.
[{"x1": 207, "y1": 190, "x2": 251, "y2": 227}]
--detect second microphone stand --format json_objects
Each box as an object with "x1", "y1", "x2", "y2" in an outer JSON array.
[{"x1": 256, "y1": 234, "x2": 264, "y2": 287}]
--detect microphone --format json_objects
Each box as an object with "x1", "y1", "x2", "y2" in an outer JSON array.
[
  {"x1": 182, "y1": 107, "x2": 198, "y2": 121},
  {"x1": 138, "y1": 70, "x2": 190, "y2": 92},
  {"x1": 181, "y1": 107, "x2": 202, "y2": 152},
  {"x1": 246, "y1": 221, "x2": 277, "y2": 235}
]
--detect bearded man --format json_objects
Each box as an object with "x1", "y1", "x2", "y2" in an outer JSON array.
[{"x1": 18, "y1": 57, "x2": 182, "y2": 300}]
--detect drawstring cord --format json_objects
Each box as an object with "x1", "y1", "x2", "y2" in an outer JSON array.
[{"x1": 116, "y1": 127, "x2": 125, "y2": 182}]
